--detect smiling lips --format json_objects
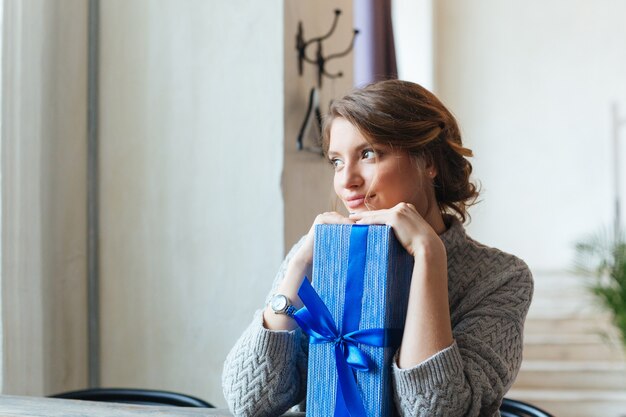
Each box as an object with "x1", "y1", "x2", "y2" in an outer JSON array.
[{"x1": 345, "y1": 194, "x2": 374, "y2": 209}]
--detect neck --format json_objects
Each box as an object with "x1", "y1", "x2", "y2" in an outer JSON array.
[
  {"x1": 423, "y1": 188, "x2": 447, "y2": 235},
  {"x1": 425, "y1": 207, "x2": 447, "y2": 235}
]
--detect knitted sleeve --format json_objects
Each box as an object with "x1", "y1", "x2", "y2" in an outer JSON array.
[
  {"x1": 391, "y1": 259, "x2": 533, "y2": 417},
  {"x1": 222, "y1": 237, "x2": 309, "y2": 417}
]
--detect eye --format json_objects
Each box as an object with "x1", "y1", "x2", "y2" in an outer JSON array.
[
  {"x1": 362, "y1": 149, "x2": 378, "y2": 160},
  {"x1": 329, "y1": 157, "x2": 344, "y2": 169}
]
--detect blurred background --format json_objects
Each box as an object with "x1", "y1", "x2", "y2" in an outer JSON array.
[{"x1": 1, "y1": 1, "x2": 626, "y2": 415}]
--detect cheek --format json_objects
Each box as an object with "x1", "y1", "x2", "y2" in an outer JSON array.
[
  {"x1": 372, "y1": 167, "x2": 397, "y2": 193},
  {"x1": 360, "y1": 165, "x2": 378, "y2": 188},
  {"x1": 333, "y1": 173, "x2": 341, "y2": 195},
  {"x1": 378, "y1": 167, "x2": 420, "y2": 203}
]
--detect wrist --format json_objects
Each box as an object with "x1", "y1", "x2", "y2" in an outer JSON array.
[
  {"x1": 410, "y1": 235, "x2": 446, "y2": 260},
  {"x1": 268, "y1": 293, "x2": 297, "y2": 317},
  {"x1": 263, "y1": 306, "x2": 298, "y2": 331},
  {"x1": 290, "y1": 252, "x2": 313, "y2": 270}
]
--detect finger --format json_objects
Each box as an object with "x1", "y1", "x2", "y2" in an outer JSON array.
[
  {"x1": 348, "y1": 209, "x2": 387, "y2": 220},
  {"x1": 353, "y1": 213, "x2": 390, "y2": 226},
  {"x1": 325, "y1": 217, "x2": 355, "y2": 225},
  {"x1": 391, "y1": 201, "x2": 417, "y2": 212},
  {"x1": 318, "y1": 212, "x2": 354, "y2": 225}
]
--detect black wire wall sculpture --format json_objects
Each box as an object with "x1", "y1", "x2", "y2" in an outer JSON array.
[
  {"x1": 296, "y1": 9, "x2": 359, "y2": 88},
  {"x1": 296, "y1": 9, "x2": 359, "y2": 154}
]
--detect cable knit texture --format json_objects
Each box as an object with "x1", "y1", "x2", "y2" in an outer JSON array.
[{"x1": 222, "y1": 217, "x2": 533, "y2": 417}]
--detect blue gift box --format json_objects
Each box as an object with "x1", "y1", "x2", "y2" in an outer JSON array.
[{"x1": 297, "y1": 224, "x2": 414, "y2": 417}]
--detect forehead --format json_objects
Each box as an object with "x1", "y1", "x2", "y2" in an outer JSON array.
[{"x1": 328, "y1": 118, "x2": 370, "y2": 154}]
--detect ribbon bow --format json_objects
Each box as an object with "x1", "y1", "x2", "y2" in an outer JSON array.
[{"x1": 294, "y1": 279, "x2": 397, "y2": 417}]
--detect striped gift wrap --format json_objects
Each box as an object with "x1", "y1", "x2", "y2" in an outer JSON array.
[{"x1": 304, "y1": 224, "x2": 414, "y2": 417}]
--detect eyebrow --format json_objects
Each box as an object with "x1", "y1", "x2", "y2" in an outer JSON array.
[{"x1": 327, "y1": 143, "x2": 371, "y2": 158}]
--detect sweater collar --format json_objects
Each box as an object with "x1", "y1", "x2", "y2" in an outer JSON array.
[{"x1": 438, "y1": 214, "x2": 467, "y2": 250}]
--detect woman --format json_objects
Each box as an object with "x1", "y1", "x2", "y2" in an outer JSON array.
[{"x1": 222, "y1": 80, "x2": 533, "y2": 417}]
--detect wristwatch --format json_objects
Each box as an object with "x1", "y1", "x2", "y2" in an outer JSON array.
[{"x1": 269, "y1": 293, "x2": 297, "y2": 317}]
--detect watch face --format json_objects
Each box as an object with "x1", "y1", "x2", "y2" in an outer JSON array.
[{"x1": 271, "y1": 295, "x2": 288, "y2": 311}]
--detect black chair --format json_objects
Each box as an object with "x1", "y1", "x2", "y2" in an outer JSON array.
[
  {"x1": 500, "y1": 397, "x2": 554, "y2": 417},
  {"x1": 50, "y1": 388, "x2": 215, "y2": 408}
]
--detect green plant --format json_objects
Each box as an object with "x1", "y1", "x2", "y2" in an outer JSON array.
[{"x1": 575, "y1": 228, "x2": 626, "y2": 348}]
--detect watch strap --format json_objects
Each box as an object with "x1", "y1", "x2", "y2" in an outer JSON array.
[{"x1": 284, "y1": 305, "x2": 297, "y2": 318}]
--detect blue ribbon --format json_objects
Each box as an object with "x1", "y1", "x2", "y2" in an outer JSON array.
[{"x1": 293, "y1": 225, "x2": 402, "y2": 417}]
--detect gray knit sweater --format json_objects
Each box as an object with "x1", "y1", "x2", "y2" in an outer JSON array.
[{"x1": 222, "y1": 218, "x2": 533, "y2": 417}]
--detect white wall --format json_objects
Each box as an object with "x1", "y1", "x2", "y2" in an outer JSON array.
[
  {"x1": 1, "y1": 0, "x2": 88, "y2": 395},
  {"x1": 434, "y1": 0, "x2": 626, "y2": 272},
  {"x1": 99, "y1": 0, "x2": 284, "y2": 406},
  {"x1": 0, "y1": 0, "x2": 5, "y2": 393},
  {"x1": 392, "y1": 0, "x2": 434, "y2": 90},
  {"x1": 0, "y1": 0, "x2": 354, "y2": 403}
]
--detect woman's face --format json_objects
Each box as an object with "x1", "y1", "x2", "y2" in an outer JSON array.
[{"x1": 327, "y1": 118, "x2": 433, "y2": 215}]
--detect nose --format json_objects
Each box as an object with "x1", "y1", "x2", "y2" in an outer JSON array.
[{"x1": 338, "y1": 160, "x2": 364, "y2": 190}]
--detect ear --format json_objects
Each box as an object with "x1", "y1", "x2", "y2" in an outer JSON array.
[{"x1": 423, "y1": 155, "x2": 437, "y2": 179}]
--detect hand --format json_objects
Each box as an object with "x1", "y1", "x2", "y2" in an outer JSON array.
[
  {"x1": 264, "y1": 211, "x2": 353, "y2": 331},
  {"x1": 293, "y1": 212, "x2": 354, "y2": 266},
  {"x1": 348, "y1": 202, "x2": 443, "y2": 258}
]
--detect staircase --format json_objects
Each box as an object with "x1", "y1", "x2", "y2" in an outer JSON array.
[{"x1": 508, "y1": 271, "x2": 626, "y2": 416}]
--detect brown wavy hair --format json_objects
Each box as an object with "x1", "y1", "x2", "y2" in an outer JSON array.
[{"x1": 322, "y1": 79, "x2": 479, "y2": 223}]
